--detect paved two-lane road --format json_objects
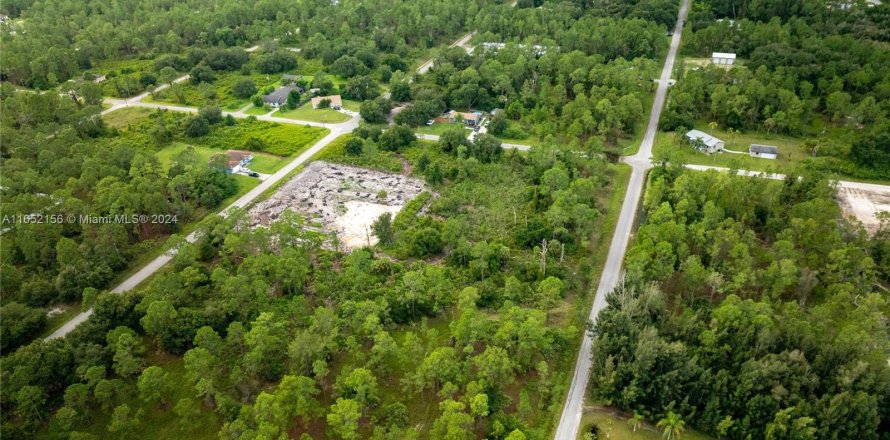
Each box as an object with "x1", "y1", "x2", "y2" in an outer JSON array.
[{"x1": 553, "y1": 0, "x2": 690, "y2": 438}]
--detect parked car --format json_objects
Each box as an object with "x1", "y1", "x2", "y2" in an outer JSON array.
[
  {"x1": 426, "y1": 120, "x2": 434, "y2": 126},
  {"x1": 248, "y1": 172, "x2": 260, "y2": 177}
]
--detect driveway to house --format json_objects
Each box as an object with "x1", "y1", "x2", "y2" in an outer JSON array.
[{"x1": 553, "y1": 0, "x2": 690, "y2": 438}]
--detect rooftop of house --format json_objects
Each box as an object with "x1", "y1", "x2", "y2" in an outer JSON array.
[
  {"x1": 311, "y1": 95, "x2": 342, "y2": 107},
  {"x1": 224, "y1": 150, "x2": 253, "y2": 168},
  {"x1": 263, "y1": 85, "x2": 298, "y2": 104},
  {"x1": 712, "y1": 52, "x2": 737, "y2": 59},
  {"x1": 686, "y1": 129, "x2": 723, "y2": 147},
  {"x1": 448, "y1": 110, "x2": 481, "y2": 121}
]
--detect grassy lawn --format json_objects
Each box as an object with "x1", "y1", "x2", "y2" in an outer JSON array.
[
  {"x1": 103, "y1": 106, "x2": 155, "y2": 129},
  {"x1": 491, "y1": 120, "x2": 549, "y2": 148},
  {"x1": 244, "y1": 105, "x2": 273, "y2": 115},
  {"x1": 654, "y1": 126, "x2": 809, "y2": 173},
  {"x1": 155, "y1": 143, "x2": 217, "y2": 166},
  {"x1": 246, "y1": 152, "x2": 286, "y2": 174},
  {"x1": 341, "y1": 99, "x2": 361, "y2": 112},
  {"x1": 275, "y1": 101, "x2": 350, "y2": 123},
  {"x1": 298, "y1": 74, "x2": 348, "y2": 90},
  {"x1": 579, "y1": 406, "x2": 715, "y2": 440},
  {"x1": 415, "y1": 121, "x2": 467, "y2": 136}
]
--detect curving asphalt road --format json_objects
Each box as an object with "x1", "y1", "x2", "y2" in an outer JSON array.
[{"x1": 553, "y1": 0, "x2": 690, "y2": 438}]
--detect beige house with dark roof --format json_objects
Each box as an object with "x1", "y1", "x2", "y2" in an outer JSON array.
[{"x1": 311, "y1": 95, "x2": 342, "y2": 109}]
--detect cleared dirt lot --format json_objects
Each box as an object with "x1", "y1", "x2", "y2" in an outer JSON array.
[
  {"x1": 837, "y1": 186, "x2": 890, "y2": 234},
  {"x1": 249, "y1": 161, "x2": 425, "y2": 248}
]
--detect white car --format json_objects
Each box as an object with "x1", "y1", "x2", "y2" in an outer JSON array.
[{"x1": 426, "y1": 120, "x2": 434, "y2": 126}]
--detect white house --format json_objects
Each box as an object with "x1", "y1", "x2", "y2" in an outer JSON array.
[
  {"x1": 749, "y1": 144, "x2": 778, "y2": 160},
  {"x1": 685, "y1": 129, "x2": 725, "y2": 153},
  {"x1": 225, "y1": 150, "x2": 253, "y2": 173},
  {"x1": 712, "y1": 52, "x2": 736, "y2": 65}
]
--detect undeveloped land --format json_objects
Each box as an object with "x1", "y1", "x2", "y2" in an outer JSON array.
[
  {"x1": 249, "y1": 161, "x2": 425, "y2": 248},
  {"x1": 837, "y1": 185, "x2": 890, "y2": 234}
]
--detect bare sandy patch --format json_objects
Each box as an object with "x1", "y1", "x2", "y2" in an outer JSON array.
[
  {"x1": 249, "y1": 161, "x2": 425, "y2": 249},
  {"x1": 837, "y1": 186, "x2": 890, "y2": 234}
]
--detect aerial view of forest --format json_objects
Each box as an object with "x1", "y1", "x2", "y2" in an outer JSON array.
[{"x1": 1, "y1": 0, "x2": 888, "y2": 439}]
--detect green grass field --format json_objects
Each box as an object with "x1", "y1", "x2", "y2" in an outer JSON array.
[
  {"x1": 247, "y1": 152, "x2": 286, "y2": 173},
  {"x1": 244, "y1": 105, "x2": 273, "y2": 115},
  {"x1": 415, "y1": 121, "x2": 467, "y2": 136},
  {"x1": 341, "y1": 99, "x2": 361, "y2": 112},
  {"x1": 103, "y1": 107, "x2": 155, "y2": 129},
  {"x1": 491, "y1": 120, "x2": 549, "y2": 148},
  {"x1": 155, "y1": 143, "x2": 217, "y2": 167},
  {"x1": 275, "y1": 101, "x2": 350, "y2": 123}
]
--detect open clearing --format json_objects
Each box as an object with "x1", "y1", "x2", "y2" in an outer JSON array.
[
  {"x1": 276, "y1": 101, "x2": 350, "y2": 123},
  {"x1": 248, "y1": 161, "x2": 425, "y2": 249},
  {"x1": 837, "y1": 186, "x2": 890, "y2": 234}
]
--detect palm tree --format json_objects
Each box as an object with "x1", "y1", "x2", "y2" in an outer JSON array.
[
  {"x1": 657, "y1": 411, "x2": 686, "y2": 440},
  {"x1": 628, "y1": 411, "x2": 644, "y2": 432}
]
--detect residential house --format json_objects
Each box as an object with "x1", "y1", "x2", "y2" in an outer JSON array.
[
  {"x1": 93, "y1": 75, "x2": 107, "y2": 84},
  {"x1": 712, "y1": 52, "x2": 736, "y2": 65},
  {"x1": 749, "y1": 144, "x2": 778, "y2": 160},
  {"x1": 311, "y1": 95, "x2": 342, "y2": 110},
  {"x1": 224, "y1": 150, "x2": 253, "y2": 173},
  {"x1": 263, "y1": 85, "x2": 298, "y2": 108},
  {"x1": 685, "y1": 129, "x2": 725, "y2": 153},
  {"x1": 443, "y1": 110, "x2": 483, "y2": 126}
]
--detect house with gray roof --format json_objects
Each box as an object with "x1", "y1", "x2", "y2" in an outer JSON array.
[
  {"x1": 263, "y1": 85, "x2": 298, "y2": 108},
  {"x1": 749, "y1": 144, "x2": 778, "y2": 159}
]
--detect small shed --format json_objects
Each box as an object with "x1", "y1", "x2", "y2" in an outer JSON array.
[
  {"x1": 685, "y1": 129, "x2": 725, "y2": 153},
  {"x1": 749, "y1": 144, "x2": 778, "y2": 160},
  {"x1": 712, "y1": 52, "x2": 736, "y2": 65}
]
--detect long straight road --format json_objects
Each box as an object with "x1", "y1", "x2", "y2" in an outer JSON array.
[{"x1": 553, "y1": 0, "x2": 690, "y2": 438}]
